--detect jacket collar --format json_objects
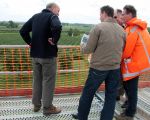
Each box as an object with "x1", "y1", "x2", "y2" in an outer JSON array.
[
  {"x1": 126, "y1": 17, "x2": 147, "y2": 30},
  {"x1": 42, "y1": 9, "x2": 52, "y2": 13},
  {"x1": 104, "y1": 17, "x2": 117, "y2": 23}
]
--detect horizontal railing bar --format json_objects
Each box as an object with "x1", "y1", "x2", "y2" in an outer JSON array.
[
  {"x1": 0, "y1": 45, "x2": 80, "y2": 48},
  {"x1": 0, "y1": 69, "x2": 88, "y2": 75}
]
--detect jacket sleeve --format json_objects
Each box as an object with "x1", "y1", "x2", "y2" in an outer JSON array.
[
  {"x1": 81, "y1": 25, "x2": 100, "y2": 54},
  {"x1": 123, "y1": 32, "x2": 126, "y2": 50},
  {"x1": 19, "y1": 17, "x2": 33, "y2": 45},
  {"x1": 122, "y1": 31, "x2": 138, "y2": 59},
  {"x1": 50, "y1": 15, "x2": 62, "y2": 44}
]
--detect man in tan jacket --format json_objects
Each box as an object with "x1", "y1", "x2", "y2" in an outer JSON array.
[{"x1": 72, "y1": 5, "x2": 126, "y2": 120}]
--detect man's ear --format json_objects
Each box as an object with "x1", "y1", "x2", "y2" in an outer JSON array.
[{"x1": 129, "y1": 13, "x2": 133, "y2": 18}]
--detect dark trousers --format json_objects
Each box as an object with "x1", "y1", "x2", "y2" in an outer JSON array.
[
  {"x1": 78, "y1": 68, "x2": 120, "y2": 120},
  {"x1": 32, "y1": 57, "x2": 56, "y2": 108},
  {"x1": 123, "y1": 76, "x2": 139, "y2": 117},
  {"x1": 117, "y1": 72, "x2": 125, "y2": 97}
]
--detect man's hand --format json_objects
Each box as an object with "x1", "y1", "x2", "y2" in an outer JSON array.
[
  {"x1": 48, "y1": 38, "x2": 55, "y2": 45},
  {"x1": 28, "y1": 43, "x2": 31, "y2": 48}
]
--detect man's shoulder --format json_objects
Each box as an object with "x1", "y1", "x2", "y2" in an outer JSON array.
[
  {"x1": 96, "y1": 22, "x2": 111, "y2": 28},
  {"x1": 94, "y1": 22, "x2": 111, "y2": 31},
  {"x1": 93, "y1": 22, "x2": 111, "y2": 33},
  {"x1": 33, "y1": 10, "x2": 56, "y2": 20},
  {"x1": 115, "y1": 23, "x2": 125, "y2": 31},
  {"x1": 94, "y1": 23, "x2": 103, "y2": 30},
  {"x1": 33, "y1": 13, "x2": 40, "y2": 17}
]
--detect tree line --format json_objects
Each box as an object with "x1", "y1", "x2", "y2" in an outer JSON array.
[
  {"x1": 0, "y1": 21, "x2": 150, "y2": 34},
  {"x1": 0, "y1": 21, "x2": 19, "y2": 28}
]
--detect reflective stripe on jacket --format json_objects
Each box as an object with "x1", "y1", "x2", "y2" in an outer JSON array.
[{"x1": 121, "y1": 18, "x2": 150, "y2": 81}]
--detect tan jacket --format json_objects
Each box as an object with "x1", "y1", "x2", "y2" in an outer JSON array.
[{"x1": 81, "y1": 18, "x2": 126, "y2": 70}]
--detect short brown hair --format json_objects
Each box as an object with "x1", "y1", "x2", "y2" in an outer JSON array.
[
  {"x1": 100, "y1": 5, "x2": 114, "y2": 17},
  {"x1": 123, "y1": 5, "x2": 136, "y2": 17},
  {"x1": 116, "y1": 9, "x2": 122, "y2": 14}
]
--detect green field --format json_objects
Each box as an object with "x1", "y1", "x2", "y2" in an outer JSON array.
[
  {"x1": 0, "y1": 23, "x2": 94, "y2": 45},
  {"x1": 0, "y1": 32, "x2": 83, "y2": 45},
  {"x1": 0, "y1": 33, "x2": 24, "y2": 45}
]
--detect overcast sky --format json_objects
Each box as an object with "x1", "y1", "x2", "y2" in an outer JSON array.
[{"x1": 0, "y1": 0, "x2": 149, "y2": 26}]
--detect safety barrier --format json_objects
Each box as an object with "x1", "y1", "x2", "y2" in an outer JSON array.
[
  {"x1": 0, "y1": 45, "x2": 90, "y2": 96},
  {"x1": 0, "y1": 45, "x2": 150, "y2": 96}
]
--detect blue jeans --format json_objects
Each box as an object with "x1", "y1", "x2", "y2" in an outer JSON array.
[
  {"x1": 78, "y1": 68, "x2": 120, "y2": 120},
  {"x1": 123, "y1": 76, "x2": 139, "y2": 117}
]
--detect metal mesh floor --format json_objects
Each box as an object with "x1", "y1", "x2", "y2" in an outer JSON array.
[
  {"x1": 1, "y1": 88, "x2": 150, "y2": 120},
  {"x1": 96, "y1": 88, "x2": 150, "y2": 120},
  {"x1": 0, "y1": 94, "x2": 102, "y2": 120}
]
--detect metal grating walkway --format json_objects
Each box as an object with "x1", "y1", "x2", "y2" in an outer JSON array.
[
  {"x1": 1, "y1": 88, "x2": 150, "y2": 120},
  {"x1": 0, "y1": 94, "x2": 102, "y2": 120},
  {"x1": 96, "y1": 87, "x2": 150, "y2": 120}
]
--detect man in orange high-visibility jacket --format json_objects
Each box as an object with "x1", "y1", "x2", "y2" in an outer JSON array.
[{"x1": 116, "y1": 5, "x2": 150, "y2": 120}]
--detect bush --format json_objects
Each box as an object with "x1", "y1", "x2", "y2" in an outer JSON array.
[
  {"x1": 0, "y1": 49, "x2": 32, "y2": 71},
  {"x1": 73, "y1": 28, "x2": 80, "y2": 36},
  {"x1": 59, "y1": 55, "x2": 72, "y2": 69},
  {"x1": 67, "y1": 28, "x2": 81, "y2": 37},
  {"x1": 68, "y1": 28, "x2": 73, "y2": 36},
  {"x1": 6, "y1": 21, "x2": 19, "y2": 28},
  {"x1": 148, "y1": 27, "x2": 150, "y2": 33}
]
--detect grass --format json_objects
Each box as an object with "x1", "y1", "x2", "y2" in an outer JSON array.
[
  {"x1": 0, "y1": 33, "x2": 25, "y2": 45},
  {"x1": 0, "y1": 24, "x2": 94, "y2": 45},
  {"x1": 63, "y1": 24, "x2": 93, "y2": 32},
  {"x1": 58, "y1": 32, "x2": 82, "y2": 45},
  {"x1": 0, "y1": 32, "x2": 82, "y2": 45}
]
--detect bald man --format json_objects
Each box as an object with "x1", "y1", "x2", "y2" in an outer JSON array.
[{"x1": 20, "y1": 3, "x2": 62, "y2": 116}]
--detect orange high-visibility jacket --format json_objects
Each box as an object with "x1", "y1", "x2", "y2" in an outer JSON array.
[{"x1": 121, "y1": 18, "x2": 150, "y2": 81}]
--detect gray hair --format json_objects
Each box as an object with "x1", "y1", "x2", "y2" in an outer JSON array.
[{"x1": 46, "y1": 3, "x2": 58, "y2": 9}]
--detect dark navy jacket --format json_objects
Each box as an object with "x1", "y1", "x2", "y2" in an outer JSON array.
[{"x1": 20, "y1": 9, "x2": 62, "y2": 58}]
